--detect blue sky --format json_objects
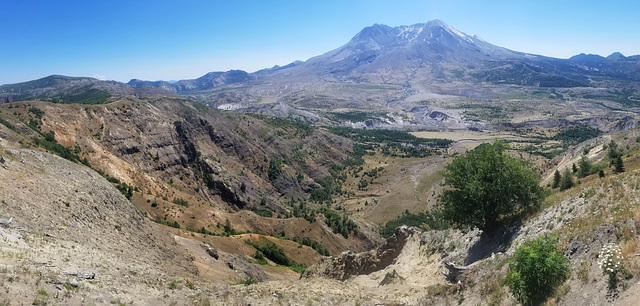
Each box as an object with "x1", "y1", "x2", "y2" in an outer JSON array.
[{"x1": 1, "y1": 0, "x2": 639, "y2": 85}]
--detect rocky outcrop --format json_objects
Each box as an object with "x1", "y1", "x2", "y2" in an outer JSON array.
[{"x1": 302, "y1": 226, "x2": 415, "y2": 280}]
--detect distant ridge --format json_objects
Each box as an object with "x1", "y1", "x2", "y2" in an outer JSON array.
[{"x1": 3, "y1": 20, "x2": 640, "y2": 111}]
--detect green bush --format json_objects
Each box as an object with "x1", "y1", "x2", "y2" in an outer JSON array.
[
  {"x1": 252, "y1": 251, "x2": 268, "y2": 265},
  {"x1": 505, "y1": 235, "x2": 570, "y2": 305}
]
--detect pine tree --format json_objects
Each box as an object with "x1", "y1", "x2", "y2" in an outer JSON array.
[
  {"x1": 609, "y1": 141, "x2": 625, "y2": 174},
  {"x1": 577, "y1": 155, "x2": 592, "y2": 178},
  {"x1": 552, "y1": 169, "x2": 561, "y2": 189},
  {"x1": 613, "y1": 156, "x2": 625, "y2": 173},
  {"x1": 559, "y1": 168, "x2": 574, "y2": 191}
]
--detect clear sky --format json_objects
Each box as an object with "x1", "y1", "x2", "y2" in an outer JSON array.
[{"x1": 1, "y1": 0, "x2": 639, "y2": 85}]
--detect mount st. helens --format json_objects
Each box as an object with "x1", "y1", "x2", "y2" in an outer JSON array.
[
  {"x1": 3, "y1": 20, "x2": 640, "y2": 132},
  {"x1": 119, "y1": 20, "x2": 640, "y2": 132}
]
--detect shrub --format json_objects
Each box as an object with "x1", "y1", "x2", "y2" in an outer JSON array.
[
  {"x1": 505, "y1": 235, "x2": 570, "y2": 305},
  {"x1": 236, "y1": 276, "x2": 258, "y2": 285},
  {"x1": 167, "y1": 279, "x2": 181, "y2": 290},
  {"x1": 559, "y1": 168, "x2": 574, "y2": 191}
]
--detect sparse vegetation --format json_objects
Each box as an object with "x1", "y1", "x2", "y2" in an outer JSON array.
[
  {"x1": 267, "y1": 158, "x2": 283, "y2": 181},
  {"x1": 235, "y1": 276, "x2": 259, "y2": 285},
  {"x1": 505, "y1": 235, "x2": 570, "y2": 305},
  {"x1": 258, "y1": 116, "x2": 315, "y2": 138},
  {"x1": 316, "y1": 207, "x2": 358, "y2": 238},
  {"x1": 100, "y1": 173, "x2": 135, "y2": 200},
  {"x1": 154, "y1": 217, "x2": 180, "y2": 229},
  {"x1": 328, "y1": 127, "x2": 451, "y2": 158},
  {"x1": 50, "y1": 87, "x2": 111, "y2": 104},
  {"x1": 0, "y1": 116, "x2": 16, "y2": 132},
  {"x1": 33, "y1": 131, "x2": 89, "y2": 166},
  {"x1": 5, "y1": 67, "x2": 640, "y2": 305},
  {"x1": 608, "y1": 141, "x2": 625, "y2": 173},
  {"x1": 325, "y1": 110, "x2": 388, "y2": 122},
  {"x1": 559, "y1": 168, "x2": 574, "y2": 191},
  {"x1": 380, "y1": 209, "x2": 450, "y2": 238},
  {"x1": 291, "y1": 236, "x2": 330, "y2": 256},
  {"x1": 172, "y1": 197, "x2": 189, "y2": 207},
  {"x1": 245, "y1": 241, "x2": 307, "y2": 273},
  {"x1": 552, "y1": 125, "x2": 602, "y2": 145}
]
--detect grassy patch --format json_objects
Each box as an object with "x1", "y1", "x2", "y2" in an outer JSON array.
[
  {"x1": 328, "y1": 126, "x2": 452, "y2": 147},
  {"x1": 0, "y1": 117, "x2": 16, "y2": 132},
  {"x1": 51, "y1": 87, "x2": 111, "y2": 104},
  {"x1": 380, "y1": 210, "x2": 451, "y2": 238},
  {"x1": 324, "y1": 110, "x2": 389, "y2": 122},
  {"x1": 154, "y1": 217, "x2": 181, "y2": 229},
  {"x1": 172, "y1": 197, "x2": 189, "y2": 207},
  {"x1": 245, "y1": 240, "x2": 307, "y2": 273},
  {"x1": 552, "y1": 125, "x2": 602, "y2": 145}
]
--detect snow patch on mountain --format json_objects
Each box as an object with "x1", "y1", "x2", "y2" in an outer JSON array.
[
  {"x1": 397, "y1": 25, "x2": 424, "y2": 41},
  {"x1": 441, "y1": 23, "x2": 475, "y2": 43}
]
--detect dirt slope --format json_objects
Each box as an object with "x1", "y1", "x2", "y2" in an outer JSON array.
[{"x1": 0, "y1": 148, "x2": 202, "y2": 304}]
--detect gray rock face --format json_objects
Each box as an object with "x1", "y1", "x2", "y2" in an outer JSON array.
[
  {"x1": 206, "y1": 247, "x2": 219, "y2": 260},
  {"x1": 301, "y1": 226, "x2": 415, "y2": 281}
]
